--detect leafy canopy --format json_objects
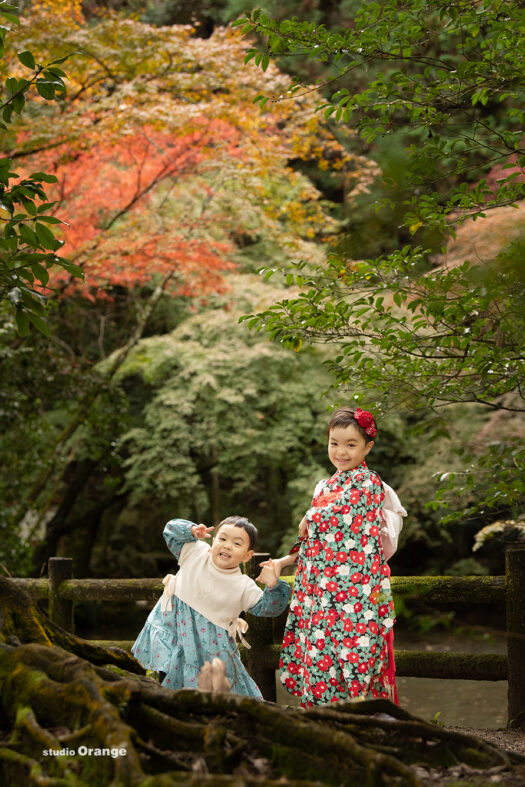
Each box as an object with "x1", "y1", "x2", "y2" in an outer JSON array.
[
  {"x1": 235, "y1": 0, "x2": 525, "y2": 519},
  {"x1": 108, "y1": 277, "x2": 334, "y2": 556},
  {"x1": 0, "y1": 0, "x2": 82, "y2": 335},
  {"x1": 236, "y1": 0, "x2": 525, "y2": 228}
]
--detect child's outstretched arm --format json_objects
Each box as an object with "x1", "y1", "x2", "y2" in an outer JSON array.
[
  {"x1": 262, "y1": 514, "x2": 307, "y2": 578},
  {"x1": 249, "y1": 559, "x2": 292, "y2": 618},
  {"x1": 163, "y1": 518, "x2": 211, "y2": 559}
]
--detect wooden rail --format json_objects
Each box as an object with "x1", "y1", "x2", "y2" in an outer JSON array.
[{"x1": 10, "y1": 547, "x2": 525, "y2": 729}]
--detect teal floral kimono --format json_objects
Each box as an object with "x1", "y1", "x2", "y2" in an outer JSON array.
[{"x1": 132, "y1": 519, "x2": 291, "y2": 698}]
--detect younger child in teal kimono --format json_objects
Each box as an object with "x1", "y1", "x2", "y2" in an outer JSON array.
[{"x1": 132, "y1": 515, "x2": 291, "y2": 698}]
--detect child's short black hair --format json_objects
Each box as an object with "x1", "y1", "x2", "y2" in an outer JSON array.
[{"x1": 216, "y1": 516, "x2": 258, "y2": 550}]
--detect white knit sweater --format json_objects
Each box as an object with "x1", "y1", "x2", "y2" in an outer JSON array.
[{"x1": 161, "y1": 539, "x2": 264, "y2": 632}]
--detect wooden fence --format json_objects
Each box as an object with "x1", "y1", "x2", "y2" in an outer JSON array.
[{"x1": 10, "y1": 546, "x2": 525, "y2": 728}]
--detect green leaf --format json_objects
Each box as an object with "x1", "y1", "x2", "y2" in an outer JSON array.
[
  {"x1": 27, "y1": 310, "x2": 51, "y2": 337},
  {"x1": 35, "y1": 222, "x2": 60, "y2": 250},
  {"x1": 0, "y1": 10, "x2": 19, "y2": 25},
  {"x1": 11, "y1": 92, "x2": 25, "y2": 114},
  {"x1": 15, "y1": 309, "x2": 30, "y2": 336},
  {"x1": 35, "y1": 214, "x2": 62, "y2": 224},
  {"x1": 2, "y1": 103, "x2": 13, "y2": 123},
  {"x1": 18, "y1": 223, "x2": 40, "y2": 247},
  {"x1": 29, "y1": 172, "x2": 58, "y2": 184},
  {"x1": 17, "y1": 50, "x2": 36, "y2": 69},
  {"x1": 49, "y1": 52, "x2": 78, "y2": 65},
  {"x1": 44, "y1": 65, "x2": 66, "y2": 78},
  {"x1": 36, "y1": 80, "x2": 57, "y2": 100}
]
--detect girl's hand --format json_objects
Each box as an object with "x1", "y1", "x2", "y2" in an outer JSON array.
[
  {"x1": 260, "y1": 554, "x2": 297, "y2": 580},
  {"x1": 191, "y1": 523, "x2": 214, "y2": 539},
  {"x1": 298, "y1": 516, "x2": 308, "y2": 538},
  {"x1": 256, "y1": 559, "x2": 278, "y2": 588}
]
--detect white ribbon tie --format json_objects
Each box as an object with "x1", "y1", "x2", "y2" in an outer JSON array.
[
  {"x1": 161, "y1": 573, "x2": 178, "y2": 613},
  {"x1": 228, "y1": 617, "x2": 251, "y2": 649}
]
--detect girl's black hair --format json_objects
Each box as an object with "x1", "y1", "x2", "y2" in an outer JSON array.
[
  {"x1": 327, "y1": 407, "x2": 377, "y2": 444},
  {"x1": 216, "y1": 516, "x2": 258, "y2": 550}
]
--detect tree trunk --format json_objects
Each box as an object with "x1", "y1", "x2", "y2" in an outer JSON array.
[{"x1": 0, "y1": 577, "x2": 521, "y2": 786}]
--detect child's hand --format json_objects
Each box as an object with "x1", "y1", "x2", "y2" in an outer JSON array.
[
  {"x1": 260, "y1": 554, "x2": 297, "y2": 580},
  {"x1": 192, "y1": 523, "x2": 214, "y2": 539},
  {"x1": 259, "y1": 557, "x2": 283, "y2": 579},
  {"x1": 298, "y1": 516, "x2": 308, "y2": 538},
  {"x1": 256, "y1": 559, "x2": 278, "y2": 588}
]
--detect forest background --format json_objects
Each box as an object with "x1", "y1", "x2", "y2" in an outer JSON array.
[{"x1": 1, "y1": 0, "x2": 524, "y2": 637}]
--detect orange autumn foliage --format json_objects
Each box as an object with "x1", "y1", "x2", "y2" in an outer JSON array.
[
  {"x1": 3, "y1": 8, "x2": 377, "y2": 302},
  {"x1": 32, "y1": 124, "x2": 240, "y2": 299},
  {"x1": 31, "y1": 0, "x2": 84, "y2": 27}
]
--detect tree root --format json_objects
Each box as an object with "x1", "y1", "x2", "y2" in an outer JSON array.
[
  {"x1": 0, "y1": 578, "x2": 520, "y2": 786},
  {"x1": 303, "y1": 702, "x2": 513, "y2": 769}
]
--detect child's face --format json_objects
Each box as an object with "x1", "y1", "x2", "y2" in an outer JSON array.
[
  {"x1": 211, "y1": 524, "x2": 254, "y2": 570},
  {"x1": 328, "y1": 424, "x2": 374, "y2": 473}
]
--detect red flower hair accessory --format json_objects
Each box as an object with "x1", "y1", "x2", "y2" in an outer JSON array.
[{"x1": 354, "y1": 408, "x2": 377, "y2": 437}]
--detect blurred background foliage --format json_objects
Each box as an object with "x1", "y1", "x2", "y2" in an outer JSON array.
[{"x1": 0, "y1": 0, "x2": 522, "y2": 603}]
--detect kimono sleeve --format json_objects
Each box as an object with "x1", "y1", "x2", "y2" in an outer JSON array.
[
  {"x1": 312, "y1": 478, "x2": 327, "y2": 501},
  {"x1": 163, "y1": 518, "x2": 198, "y2": 561},
  {"x1": 380, "y1": 483, "x2": 407, "y2": 560},
  {"x1": 246, "y1": 579, "x2": 292, "y2": 617}
]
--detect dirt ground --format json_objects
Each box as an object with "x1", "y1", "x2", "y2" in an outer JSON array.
[
  {"x1": 415, "y1": 726, "x2": 525, "y2": 786},
  {"x1": 452, "y1": 727, "x2": 525, "y2": 757}
]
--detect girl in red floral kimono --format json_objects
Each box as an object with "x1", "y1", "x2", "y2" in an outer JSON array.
[{"x1": 267, "y1": 407, "x2": 406, "y2": 708}]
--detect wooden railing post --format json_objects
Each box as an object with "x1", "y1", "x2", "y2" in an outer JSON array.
[
  {"x1": 48, "y1": 557, "x2": 74, "y2": 632},
  {"x1": 506, "y1": 547, "x2": 525, "y2": 729},
  {"x1": 244, "y1": 552, "x2": 276, "y2": 702}
]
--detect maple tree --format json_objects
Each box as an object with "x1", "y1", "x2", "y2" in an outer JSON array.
[{"x1": 2, "y1": 5, "x2": 377, "y2": 307}]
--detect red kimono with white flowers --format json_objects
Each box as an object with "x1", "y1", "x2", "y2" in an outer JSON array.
[{"x1": 279, "y1": 462, "x2": 397, "y2": 707}]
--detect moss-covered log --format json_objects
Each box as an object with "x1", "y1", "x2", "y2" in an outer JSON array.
[
  {"x1": 256, "y1": 644, "x2": 507, "y2": 682},
  {"x1": 394, "y1": 649, "x2": 508, "y2": 680},
  {"x1": 11, "y1": 576, "x2": 164, "y2": 604},
  {"x1": 0, "y1": 577, "x2": 522, "y2": 786},
  {"x1": 390, "y1": 575, "x2": 506, "y2": 603},
  {"x1": 278, "y1": 574, "x2": 507, "y2": 604}
]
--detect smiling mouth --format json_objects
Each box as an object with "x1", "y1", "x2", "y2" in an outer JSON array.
[{"x1": 219, "y1": 552, "x2": 231, "y2": 559}]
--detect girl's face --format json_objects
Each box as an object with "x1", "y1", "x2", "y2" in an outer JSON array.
[
  {"x1": 211, "y1": 524, "x2": 254, "y2": 570},
  {"x1": 328, "y1": 424, "x2": 374, "y2": 473}
]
